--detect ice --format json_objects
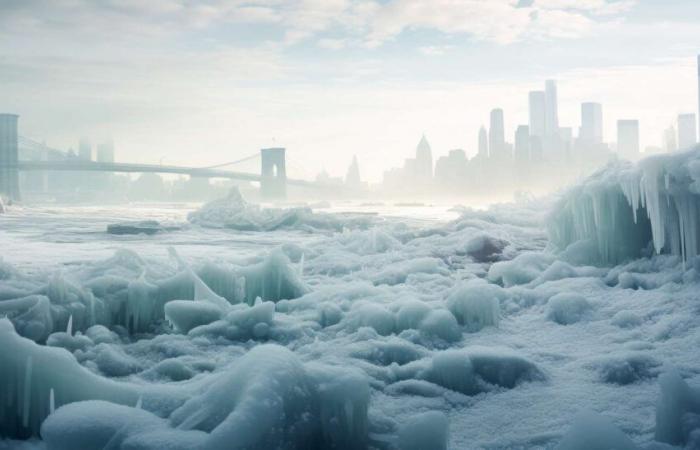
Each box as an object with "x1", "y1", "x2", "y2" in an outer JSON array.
[
  {"x1": 164, "y1": 301, "x2": 224, "y2": 334},
  {"x1": 545, "y1": 292, "x2": 592, "y2": 325},
  {"x1": 556, "y1": 411, "x2": 637, "y2": 450},
  {"x1": 397, "y1": 411, "x2": 449, "y2": 450},
  {"x1": 549, "y1": 149, "x2": 700, "y2": 264},
  {"x1": 188, "y1": 187, "x2": 371, "y2": 232},
  {"x1": 446, "y1": 279, "x2": 502, "y2": 332},
  {"x1": 655, "y1": 371, "x2": 700, "y2": 446}
]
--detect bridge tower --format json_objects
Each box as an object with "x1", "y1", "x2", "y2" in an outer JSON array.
[
  {"x1": 0, "y1": 114, "x2": 20, "y2": 202},
  {"x1": 260, "y1": 147, "x2": 286, "y2": 199}
]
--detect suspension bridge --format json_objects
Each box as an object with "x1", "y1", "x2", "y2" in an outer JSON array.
[{"x1": 0, "y1": 114, "x2": 344, "y2": 201}]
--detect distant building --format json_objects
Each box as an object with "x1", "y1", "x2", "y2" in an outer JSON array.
[
  {"x1": 545, "y1": 80, "x2": 559, "y2": 137},
  {"x1": 489, "y1": 109, "x2": 506, "y2": 160},
  {"x1": 697, "y1": 54, "x2": 700, "y2": 137},
  {"x1": 528, "y1": 91, "x2": 546, "y2": 138},
  {"x1": 663, "y1": 125, "x2": 678, "y2": 153},
  {"x1": 78, "y1": 138, "x2": 92, "y2": 161},
  {"x1": 478, "y1": 126, "x2": 488, "y2": 158},
  {"x1": 434, "y1": 149, "x2": 468, "y2": 188},
  {"x1": 580, "y1": 102, "x2": 603, "y2": 144},
  {"x1": 96, "y1": 140, "x2": 115, "y2": 163},
  {"x1": 414, "y1": 134, "x2": 433, "y2": 182},
  {"x1": 617, "y1": 120, "x2": 640, "y2": 160},
  {"x1": 514, "y1": 125, "x2": 530, "y2": 164},
  {"x1": 345, "y1": 155, "x2": 361, "y2": 188},
  {"x1": 677, "y1": 113, "x2": 697, "y2": 150}
]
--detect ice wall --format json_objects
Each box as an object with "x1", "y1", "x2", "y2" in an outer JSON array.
[{"x1": 549, "y1": 149, "x2": 700, "y2": 264}]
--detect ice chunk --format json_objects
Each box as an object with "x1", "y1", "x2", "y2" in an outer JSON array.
[
  {"x1": 556, "y1": 411, "x2": 636, "y2": 450},
  {"x1": 106, "y1": 220, "x2": 172, "y2": 235},
  {"x1": 0, "y1": 295, "x2": 53, "y2": 341},
  {"x1": 397, "y1": 411, "x2": 449, "y2": 450},
  {"x1": 586, "y1": 352, "x2": 661, "y2": 385},
  {"x1": 447, "y1": 280, "x2": 502, "y2": 332},
  {"x1": 655, "y1": 370, "x2": 700, "y2": 445},
  {"x1": 165, "y1": 300, "x2": 224, "y2": 334},
  {"x1": 546, "y1": 293, "x2": 592, "y2": 325},
  {"x1": 238, "y1": 249, "x2": 309, "y2": 303}
]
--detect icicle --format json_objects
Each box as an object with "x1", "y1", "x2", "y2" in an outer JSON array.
[
  {"x1": 298, "y1": 253, "x2": 305, "y2": 277},
  {"x1": 49, "y1": 388, "x2": 55, "y2": 415},
  {"x1": 66, "y1": 314, "x2": 73, "y2": 336},
  {"x1": 22, "y1": 355, "x2": 33, "y2": 428},
  {"x1": 135, "y1": 395, "x2": 142, "y2": 409}
]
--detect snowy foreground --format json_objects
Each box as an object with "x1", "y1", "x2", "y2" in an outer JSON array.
[{"x1": 2, "y1": 153, "x2": 700, "y2": 449}]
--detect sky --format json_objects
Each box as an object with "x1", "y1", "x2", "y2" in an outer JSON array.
[{"x1": 1, "y1": 0, "x2": 699, "y2": 182}]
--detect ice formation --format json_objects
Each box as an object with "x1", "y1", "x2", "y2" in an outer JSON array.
[
  {"x1": 549, "y1": 149, "x2": 700, "y2": 264},
  {"x1": 1, "y1": 188, "x2": 700, "y2": 449},
  {"x1": 188, "y1": 187, "x2": 371, "y2": 232}
]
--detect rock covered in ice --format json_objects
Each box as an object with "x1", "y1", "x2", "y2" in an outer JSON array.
[
  {"x1": 549, "y1": 149, "x2": 700, "y2": 264},
  {"x1": 106, "y1": 220, "x2": 171, "y2": 235}
]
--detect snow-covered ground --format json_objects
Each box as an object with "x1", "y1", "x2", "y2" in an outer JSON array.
[{"x1": 1, "y1": 163, "x2": 700, "y2": 449}]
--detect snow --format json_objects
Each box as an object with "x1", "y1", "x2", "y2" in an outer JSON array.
[{"x1": 1, "y1": 188, "x2": 700, "y2": 448}]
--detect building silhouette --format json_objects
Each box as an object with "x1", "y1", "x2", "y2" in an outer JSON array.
[
  {"x1": 678, "y1": 113, "x2": 697, "y2": 150},
  {"x1": 617, "y1": 120, "x2": 640, "y2": 160}
]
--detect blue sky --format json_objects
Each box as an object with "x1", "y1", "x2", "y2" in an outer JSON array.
[{"x1": 1, "y1": 0, "x2": 699, "y2": 181}]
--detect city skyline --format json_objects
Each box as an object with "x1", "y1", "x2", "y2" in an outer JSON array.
[{"x1": 1, "y1": 1, "x2": 700, "y2": 182}]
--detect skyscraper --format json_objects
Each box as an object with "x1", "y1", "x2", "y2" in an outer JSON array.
[
  {"x1": 478, "y1": 126, "x2": 488, "y2": 158},
  {"x1": 663, "y1": 125, "x2": 677, "y2": 153},
  {"x1": 678, "y1": 113, "x2": 698, "y2": 150},
  {"x1": 580, "y1": 102, "x2": 603, "y2": 144},
  {"x1": 97, "y1": 140, "x2": 115, "y2": 163},
  {"x1": 78, "y1": 138, "x2": 92, "y2": 161},
  {"x1": 345, "y1": 155, "x2": 361, "y2": 187},
  {"x1": 697, "y1": 54, "x2": 700, "y2": 137},
  {"x1": 545, "y1": 80, "x2": 559, "y2": 137},
  {"x1": 528, "y1": 91, "x2": 546, "y2": 138},
  {"x1": 617, "y1": 120, "x2": 640, "y2": 160},
  {"x1": 415, "y1": 134, "x2": 433, "y2": 182},
  {"x1": 489, "y1": 108, "x2": 505, "y2": 160},
  {"x1": 514, "y1": 125, "x2": 530, "y2": 164}
]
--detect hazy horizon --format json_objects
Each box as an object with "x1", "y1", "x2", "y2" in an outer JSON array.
[{"x1": 2, "y1": 0, "x2": 699, "y2": 182}]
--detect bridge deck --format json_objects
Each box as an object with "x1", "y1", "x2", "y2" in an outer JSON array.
[{"x1": 15, "y1": 160, "x2": 315, "y2": 187}]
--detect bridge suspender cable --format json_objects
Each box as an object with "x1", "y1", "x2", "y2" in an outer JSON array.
[{"x1": 197, "y1": 153, "x2": 260, "y2": 169}]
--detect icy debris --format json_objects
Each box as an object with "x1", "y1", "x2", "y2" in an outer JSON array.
[
  {"x1": 371, "y1": 257, "x2": 448, "y2": 286},
  {"x1": 188, "y1": 187, "x2": 371, "y2": 232},
  {"x1": 0, "y1": 295, "x2": 53, "y2": 342},
  {"x1": 549, "y1": 149, "x2": 700, "y2": 264},
  {"x1": 397, "y1": 411, "x2": 449, "y2": 450},
  {"x1": 556, "y1": 411, "x2": 637, "y2": 450},
  {"x1": 655, "y1": 371, "x2": 700, "y2": 446},
  {"x1": 611, "y1": 310, "x2": 643, "y2": 328},
  {"x1": 462, "y1": 233, "x2": 508, "y2": 263},
  {"x1": 238, "y1": 249, "x2": 309, "y2": 303},
  {"x1": 546, "y1": 293, "x2": 592, "y2": 325},
  {"x1": 446, "y1": 279, "x2": 503, "y2": 332}
]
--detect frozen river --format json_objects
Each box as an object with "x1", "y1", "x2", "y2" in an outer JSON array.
[{"x1": 0, "y1": 192, "x2": 698, "y2": 449}]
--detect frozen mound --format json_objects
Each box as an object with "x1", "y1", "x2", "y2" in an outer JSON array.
[
  {"x1": 545, "y1": 292, "x2": 592, "y2": 325},
  {"x1": 394, "y1": 347, "x2": 545, "y2": 396},
  {"x1": 548, "y1": 149, "x2": 700, "y2": 264},
  {"x1": 397, "y1": 411, "x2": 449, "y2": 450},
  {"x1": 556, "y1": 411, "x2": 636, "y2": 450},
  {"x1": 39, "y1": 345, "x2": 372, "y2": 450},
  {"x1": 0, "y1": 248, "x2": 307, "y2": 341},
  {"x1": 585, "y1": 352, "x2": 661, "y2": 385},
  {"x1": 0, "y1": 318, "x2": 184, "y2": 439},
  {"x1": 188, "y1": 187, "x2": 371, "y2": 232},
  {"x1": 446, "y1": 279, "x2": 503, "y2": 332}
]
